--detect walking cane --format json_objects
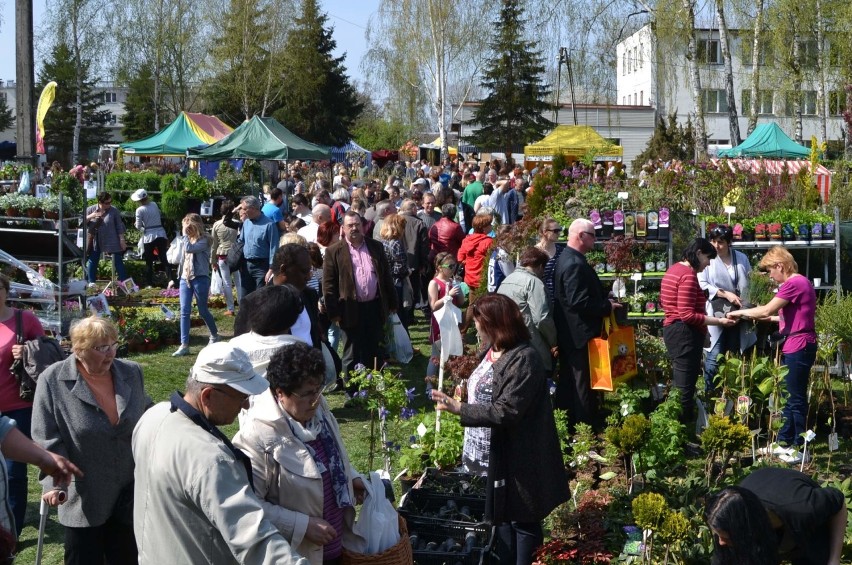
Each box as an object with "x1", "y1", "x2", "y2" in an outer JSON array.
[{"x1": 36, "y1": 490, "x2": 66, "y2": 565}]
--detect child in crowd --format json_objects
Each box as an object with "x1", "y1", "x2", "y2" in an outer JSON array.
[{"x1": 425, "y1": 252, "x2": 464, "y2": 393}]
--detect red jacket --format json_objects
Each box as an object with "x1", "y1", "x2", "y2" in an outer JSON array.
[
  {"x1": 457, "y1": 233, "x2": 493, "y2": 289},
  {"x1": 428, "y1": 218, "x2": 465, "y2": 262}
]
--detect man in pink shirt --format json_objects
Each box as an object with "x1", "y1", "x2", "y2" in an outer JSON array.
[{"x1": 323, "y1": 211, "x2": 397, "y2": 384}]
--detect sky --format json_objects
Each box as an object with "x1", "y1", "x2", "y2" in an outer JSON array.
[{"x1": 0, "y1": 0, "x2": 379, "y2": 85}]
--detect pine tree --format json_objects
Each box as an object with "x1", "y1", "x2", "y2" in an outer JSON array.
[
  {"x1": 36, "y1": 43, "x2": 110, "y2": 166},
  {"x1": 122, "y1": 64, "x2": 159, "y2": 141},
  {"x1": 465, "y1": 0, "x2": 554, "y2": 161},
  {"x1": 274, "y1": 0, "x2": 362, "y2": 146},
  {"x1": 0, "y1": 94, "x2": 13, "y2": 132}
]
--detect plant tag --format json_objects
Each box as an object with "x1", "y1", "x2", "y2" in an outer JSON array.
[
  {"x1": 417, "y1": 422, "x2": 428, "y2": 438},
  {"x1": 736, "y1": 395, "x2": 751, "y2": 415},
  {"x1": 803, "y1": 429, "x2": 817, "y2": 443},
  {"x1": 724, "y1": 205, "x2": 736, "y2": 214},
  {"x1": 160, "y1": 304, "x2": 175, "y2": 320},
  {"x1": 617, "y1": 191, "x2": 629, "y2": 200},
  {"x1": 630, "y1": 273, "x2": 642, "y2": 281},
  {"x1": 829, "y1": 432, "x2": 839, "y2": 451}
]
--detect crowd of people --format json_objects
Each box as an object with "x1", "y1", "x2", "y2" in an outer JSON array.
[{"x1": 0, "y1": 155, "x2": 846, "y2": 565}]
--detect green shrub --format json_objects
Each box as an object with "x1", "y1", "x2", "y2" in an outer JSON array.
[
  {"x1": 160, "y1": 174, "x2": 184, "y2": 194},
  {"x1": 160, "y1": 191, "x2": 187, "y2": 221}
]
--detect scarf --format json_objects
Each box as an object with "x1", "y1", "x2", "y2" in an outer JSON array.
[{"x1": 282, "y1": 407, "x2": 353, "y2": 509}]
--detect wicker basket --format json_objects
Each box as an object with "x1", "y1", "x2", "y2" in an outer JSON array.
[{"x1": 341, "y1": 514, "x2": 413, "y2": 565}]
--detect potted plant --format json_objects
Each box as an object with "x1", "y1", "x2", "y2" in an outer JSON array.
[
  {"x1": 654, "y1": 251, "x2": 667, "y2": 273},
  {"x1": 586, "y1": 250, "x2": 607, "y2": 274},
  {"x1": 627, "y1": 292, "x2": 646, "y2": 315},
  {"x1": 18, "y1": 195, "x2": 43, "y2": 218},
  {"x1": 0, "y1": 193, "x2": 23, "y2": 217},
  {"x1": 41, "y1": 194, "x2": 70, "y2": 220}
]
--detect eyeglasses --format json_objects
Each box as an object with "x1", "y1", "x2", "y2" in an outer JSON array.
[
  {"x1": 580, "y1": 231, "x2": 596, "y2": 238},
  {"x1": 210, "y1": 386, "x2": 250, "y2": 402},
  {"x1": 289, "y1": 383, "x2": 333, "y2": 401},
  {"x1": 91, "y1": 342, "x2": 119, "y2": 354},
  {"x1": 546, "y1": 228, "x2": 562, "y2": 233},
  {"x1": 709, "y1": 226, "x2": 731, "y2": 238},
  {"x1": 440, "y1": 263, "x2": 457, "y2": 269}
]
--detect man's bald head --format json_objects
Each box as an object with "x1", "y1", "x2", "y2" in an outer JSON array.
[{"x1": 312, "y1": 204, "x2": 332, "y2": 223}]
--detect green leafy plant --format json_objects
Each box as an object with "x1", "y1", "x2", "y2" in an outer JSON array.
[
  {"x1": 631, "y1": 492, "x2": 668, "y2": 562},
  {"x1": 639, "y1": 389, "x2": 686, "y2": 480},
  {"x1": 399, "y1": 410, "x2": 464, "y2": 474},
  {"x1": 49, "y1": 172, "x2": 84, "y2": 211},
  {"x1": 183, "y1": 171, "x2": 212, "y2": 200},
  {"x1": 606, "y1": 413, "x2": 650, "y2": 490},
  {"x1": 160, "y1": 173, "x2": 184, "y2": 194},
  {"x1": 160, "y1": 190, "x2": 187, "y2": 221},
  {"x1": 700, "y1": 414, "x2": 751, "y2": 487},
  {"x1": 747, "y1": 270, "x2": 775, "y2": 306}
]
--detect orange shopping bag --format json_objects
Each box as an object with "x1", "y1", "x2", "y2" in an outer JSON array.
[{"x1": 588, "y1": 313, "x2": 638, "y2": 391}]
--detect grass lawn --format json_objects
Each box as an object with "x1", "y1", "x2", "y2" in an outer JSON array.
[{"x1": 13, "y1": 304, "x2": 852, "y2": 563}]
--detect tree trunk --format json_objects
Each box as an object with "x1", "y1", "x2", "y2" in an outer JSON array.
[
  {"x1": 716, "y1": 0, "x2": 740, "y2": 146},
  {"x1": 816, "y1": 0, "x2": 827, "y2": 142},
  {"x1": 153, "y1": 0, "x2": 164, "y2": 131},
  {"x1": 72, "y1": 15, "x2": 83, "y2": 165},
  {"x1": 683, "y1": 0, "x2": 707, "y2": 160},
  {"x1": 747, "y1": 0, "x2": 763, "y2": 135},
  {"x1": 427, "y1": 0, "x2": 449, "y2": 161},
  {"x1": 792, "y1": 33, "x2": 803, "y2": 143}
]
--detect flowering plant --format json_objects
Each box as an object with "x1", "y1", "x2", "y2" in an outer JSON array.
[{"x1": 347, "y1": 363, "x2": 416, "y2": 472}]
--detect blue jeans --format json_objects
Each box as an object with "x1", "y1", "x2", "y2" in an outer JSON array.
[
  {"x1": 86, "y1": 248, "x2": 127, "y2": 283},
  {"x1": 779, "y1": 342, "x2": 817, "y2": 446},
  {"x1": 240, "y1": 258, "x2": 269, "y2": 298},
  {"x1": 4, "y1": 407, "x2": 31, "y2": 537},
  {"x1": 704, "y1": 326, "x2": 740, "y2": 393},
  {"x1": 327, "y1": 322, "x2": 341, "y2": 352},
  {"x1": 179, "y1": 276, "x2": 218, "y2": 345}
]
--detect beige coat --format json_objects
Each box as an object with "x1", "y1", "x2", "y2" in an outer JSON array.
[{"x1": 233, "y1": 391, "x2": 360, "y2": 565}]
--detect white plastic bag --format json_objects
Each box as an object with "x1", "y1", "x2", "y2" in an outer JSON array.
[
  {"x1": 165, "y1": 236, "x2": 184, "y2": 265},
  {"x1": 433, "y1": 299, "x2": 463, "y2": 364},
  {"x1": 210, "y1": 271, "x2": 224, "y2": 295},
  {"x1": 388, "y1": 313, "x2": 413, "y2": 364},
  {"x1": 346, "y1": 472, "x2": 400, "y2": 554}
]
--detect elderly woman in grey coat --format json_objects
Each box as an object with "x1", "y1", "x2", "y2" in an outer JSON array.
[
  {"x1": 497, "y1": 247, "x2": 558, "y2": 371},
  {"x1": 32, "y1": 316, "x2": 152, "y2": 565},
  {"x1": 697, "y1": 225, "x2": 756, "y2": 393}
]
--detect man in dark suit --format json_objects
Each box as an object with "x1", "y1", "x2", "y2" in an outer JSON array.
[
  {"x1": 553, "y1": 218, "x2": 622, "y2": 429},
  {"x1": 399, "y1": 199, "x2": 429, "y2": 325},
  {"x1": 323, "y1": 211, "x2": 397, "y2": 381}
]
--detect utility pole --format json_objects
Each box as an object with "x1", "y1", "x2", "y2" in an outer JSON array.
[
  {"x1": 554, "y1": 47, "x2": 578, "y2": 127},
  {"x1": 15, "y1": 0, "x2": 36, "y2": 168}
]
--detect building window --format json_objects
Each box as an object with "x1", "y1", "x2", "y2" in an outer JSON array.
[
  {"x1": 701, "y1": 89, "x2": 728, "y2": 113},
  {"x1": 741, "y1": 90, "x2": 774, "y2": 115},
  {"x1": 623, "y1": 53, "x2": 627, "y2": 75},
  {"x1": 829, "y1": 91, "x2": 846, "y2": 115},
  {"x1": 698, "y1": 39, "x2": 721, "y2": 64},
  {"x1": 639, "y1": 43, "x2": 644, "y2": 68},
  {"x1": 103, "y1": 92, "x2": 117, "y2": 104},
  {"x1": 640, "y1": 91, "x2": 643, "y2": 105},
  {"x1": 803, "y1": 91, "x2": 817, "y2": 115},
  {"x1": 800, "y1": 40, "x2": 819, "y2": 69}
]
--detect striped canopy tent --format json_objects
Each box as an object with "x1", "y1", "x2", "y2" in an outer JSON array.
[
  {"x1": 330, "y1": 140, "x2": 371, "y2": 167},
  {"x1": 121, "y1": 112, "x2": 233, "y2": 157},
  {"x1": 710, "y1": 158, "x2": 832, "y2": 203}
]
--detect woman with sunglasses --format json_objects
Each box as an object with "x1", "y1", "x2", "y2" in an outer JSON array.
[
  {"x1": 233, "y1": 342, "x2": 365, "y2": 565},
  {"x1": 534, "y1": 217, "x2": 565, "y2": 306},
  {"x1": 697, "y1": 225, "x2": 757, "y2": 393},
  {"x1": 32, "y1": 316, "x2": 152, "y2": 564},
  {"x1": 727, "y1": 246, "x2": 817, "y2": 452}
]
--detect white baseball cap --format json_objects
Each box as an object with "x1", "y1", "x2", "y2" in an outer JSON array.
[
  {"x1": 191, "y1": 343, "x2": 268, "y2": 395},
  {"x1": 130, "y1": 189, "x2": 148, "y2": 201}
]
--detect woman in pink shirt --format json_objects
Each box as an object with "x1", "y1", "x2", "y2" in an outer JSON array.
[
  {"x1": 728, "y1": 246, "x2": 817, "y2": 448},
  {"x1": 660, "y1": 239, "x2": 736, "y2": 428}
]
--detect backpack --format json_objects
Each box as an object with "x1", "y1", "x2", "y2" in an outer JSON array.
[{"x1": 10, "y1": 309, "x2": 67, "y2": 402}]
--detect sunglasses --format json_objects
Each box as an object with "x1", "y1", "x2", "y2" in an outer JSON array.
[{"x1": 91, "y1": 342, "x2": 119, "y2": 353}]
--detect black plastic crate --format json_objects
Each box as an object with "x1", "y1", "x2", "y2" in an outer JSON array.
[
  {"x1": 400, "y1": 489, "x2": 489, "y2": 536},
  {"x1": 409, "y1": 529, "x2": 488, "y2": 565},
  {"x1": 413, "y1": 468, "x2": 487, "y2": 501}
]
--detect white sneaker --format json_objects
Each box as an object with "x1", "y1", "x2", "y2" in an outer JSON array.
[
  {"x1": 87, "y1": 282, "x2": 97, "y2": 289},
  {"x1": 209, "y1": 334, "x2": 221, "y2": 345},
  {"x1": 779, "y1": 450, "x2": 811, "y2": 464},
  {"x1": 172, "y1": 346, "x2": 190, "y2": 357},
  {"x1": 759, "y1": 443, "x2": 793, "y2": 457}
]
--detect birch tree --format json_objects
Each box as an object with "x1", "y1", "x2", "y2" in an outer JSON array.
[
  {"x1": 747, "y1": 0, "x2": 765, "y2": 135},
  {"x1": 715, "y1": 0, "x2": 741, "y2": 146},
  {"x1": 364, "y1": 0, "x2": 490, "y2": 156}
]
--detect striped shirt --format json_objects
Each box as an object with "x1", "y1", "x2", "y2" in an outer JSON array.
[
  {"x1": 305, "y1": 438, "x2": 344, "y2": 559},
  {"x1": 661, "y1": 262, "x2": 707, "y2": 328}
]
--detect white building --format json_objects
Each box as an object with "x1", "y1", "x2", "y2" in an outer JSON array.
[
  {"x1": 617, "y1": 24, "x2": 846, "y2": 148},
  {"x1": 456, "y1": 102, "x2": 656, "y2": 167},
  {"x1": 0, "y1": 79, "x2": 129, "y2": 147}
]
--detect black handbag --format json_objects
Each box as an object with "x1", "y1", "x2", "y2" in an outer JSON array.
[{"x1": 226, "y1": 240, "x2": 245, "y2": 271}]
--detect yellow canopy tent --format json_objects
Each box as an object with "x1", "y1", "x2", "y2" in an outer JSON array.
[{"x1": 523, "y1": 125, "x2": 622, "y2": 168}]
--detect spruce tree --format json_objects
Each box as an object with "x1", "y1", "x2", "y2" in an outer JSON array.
[
  {"x1": 274, "y1": 0, "x2": 362, "y2": 146},
  {"x1": 0, "y1": 94, "x2": 13, "y2": 132},
  {"x1": 465, "y1": 0, "x2": 554, "y2": 161},
  {"x1": 36, "y1": 43, "x2": 110, "y2": 166},
  {"x1": 122, "y1": 64, "x2": 158, "y2": 141}
]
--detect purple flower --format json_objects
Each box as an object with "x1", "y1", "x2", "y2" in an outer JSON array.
[
  {"x1": 409, "y1": 435, "x2": 417, "y2": 444},
  {"x1": 366, "y1": 373, "x2": 372, "y2": 381},
  {"x1": 353, "y1": 363, "x2": 366, "y2": 372},
  {"x1": 405, "y1": 387, "x2": 416, "y2": 402},
  {"x1": 401, "y1": 407, "x2": 416, "y2": 420},
  {"x1": 357, "y1": 390, "x2": 368, "y2": 398},
  {"x1": 379, "y1": 407, "x2": 389, "y2": 420}
]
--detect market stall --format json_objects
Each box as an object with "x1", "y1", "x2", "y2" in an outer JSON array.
[
  {"x1": 330, "y1": 140, "x2": 371, "y2": 168},
  {"x1": 717, "y1": 122, "x2": 810, "y2": 159},
  {"x1": 187, "y1": 116, "x2": 330, "y2": 162},
  {"x1": 523, "y1": 125, "x2": 623, "y2": 169},
  {"x1": 121, "y1": 112, "x2": 233, "y2": 157},
  {"x1": 710, "y1": 158, "x2": 832, "y2": 203}
]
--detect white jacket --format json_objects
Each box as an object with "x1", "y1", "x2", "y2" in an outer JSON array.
[
  {"x1": 133, "y1": 401, "x2": 308, "y2": 565},
  {"x1": 233, "y1": 392, "x2": 360, "y2": 565}
]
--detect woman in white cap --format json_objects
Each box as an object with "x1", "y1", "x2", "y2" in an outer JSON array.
[{"x1": 132, "y1": 188, "x2": 173, "y2": 287}]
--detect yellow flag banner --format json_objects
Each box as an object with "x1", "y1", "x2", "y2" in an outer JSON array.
[{"x1": 36, "y1": 81, "x2": 57, "y2": 155}]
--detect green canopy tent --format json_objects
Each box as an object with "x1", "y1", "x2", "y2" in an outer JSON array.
[
  {"x1": 120, "y1": 112, "x2": 233, "y2": 157},
  {"x1": 187, "y1": 116, "x2": 330, "y2": 161},
  {"x1": 717, "y1": 123, "x2": 810, "y2": 159}
]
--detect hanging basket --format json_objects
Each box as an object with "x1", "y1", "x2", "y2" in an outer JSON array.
[{"x1": 341, "y1": 514, "x2": 412, "y2": 565}]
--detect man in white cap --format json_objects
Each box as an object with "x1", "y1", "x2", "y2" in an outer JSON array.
[
  {"x1": 132, "y1": 343, "x2": 308, "y2": 565},
  {"x1": 132, "y1": 188, "x2": 173, "y2": 287}
]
